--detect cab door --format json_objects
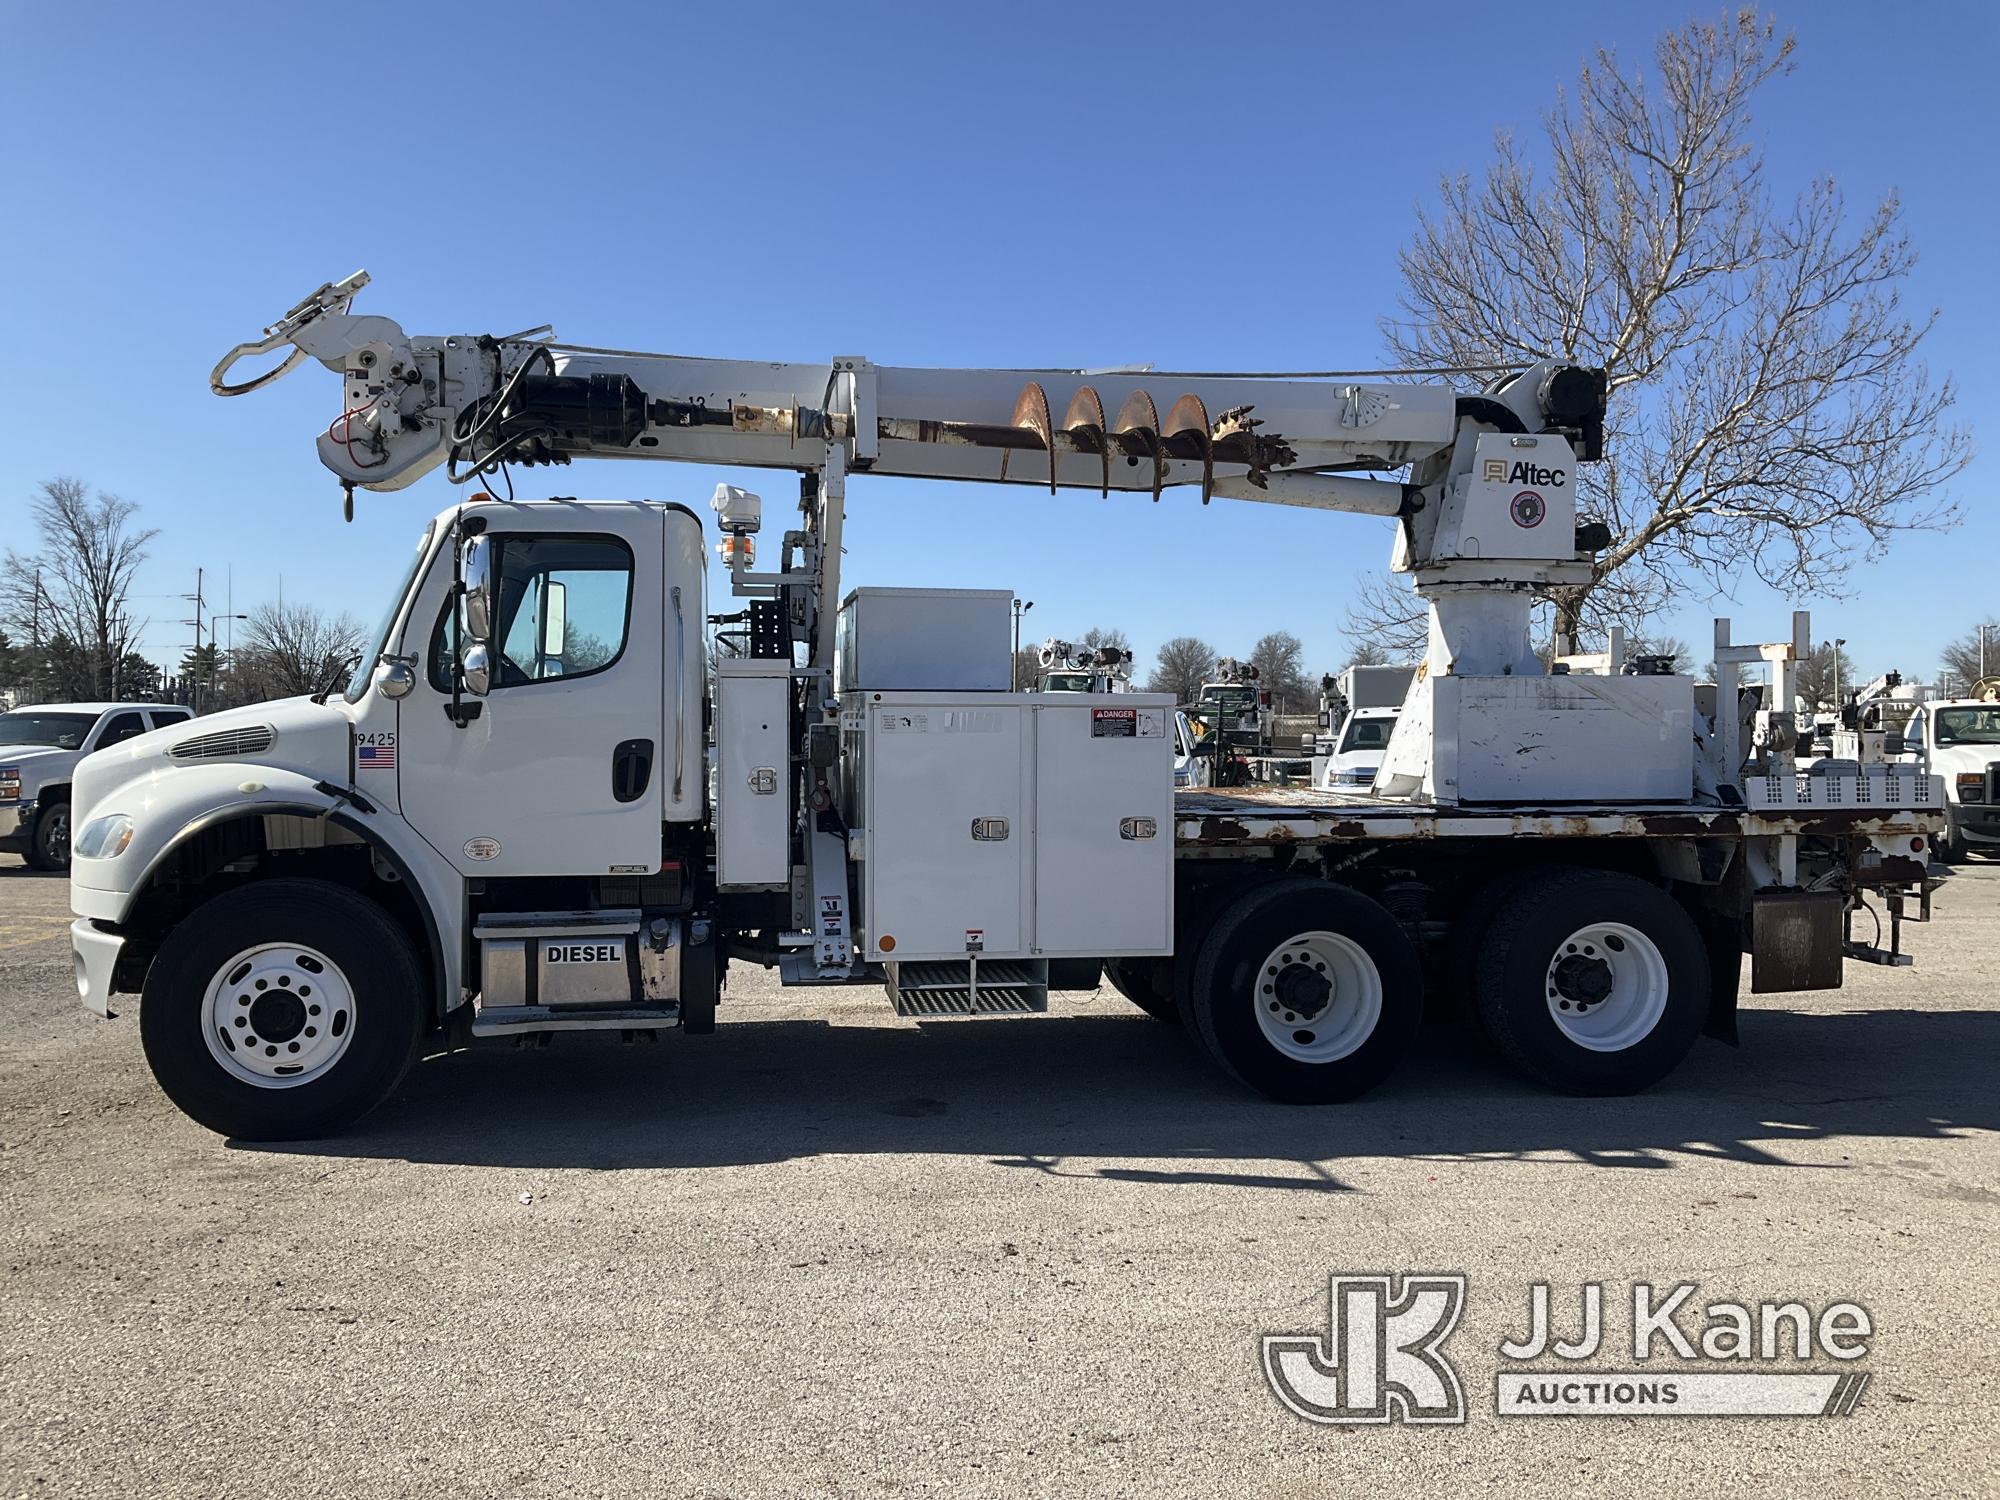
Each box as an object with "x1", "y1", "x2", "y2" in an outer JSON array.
[{"x1": 395, "y1": 506, "x2": 667, "y2": 879}]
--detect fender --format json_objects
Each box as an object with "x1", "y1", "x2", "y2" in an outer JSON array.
[{"x1": 77, "y1": 766, "x2": 464, "y2": 1019}]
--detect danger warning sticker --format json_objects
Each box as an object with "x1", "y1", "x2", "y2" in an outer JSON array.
[{"x1": 1092, "y1": 707, "x2": 1166, "y2": 738}]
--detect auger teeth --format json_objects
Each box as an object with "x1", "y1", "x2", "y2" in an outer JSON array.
[
  {"x1": 1062, "y1": 386, "x2": 1109, "y2": 498},
  {"x1": 1112, "y1": 389, "x2": 1165, "y2": 502},
  {"x1": 1164, "y1": 393, "x2": 1214, "y2": 505}
]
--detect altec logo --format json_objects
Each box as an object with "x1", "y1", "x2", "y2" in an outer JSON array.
[{"x1": 1482, "y1": 458, "x2": 1569, "y2": 488}]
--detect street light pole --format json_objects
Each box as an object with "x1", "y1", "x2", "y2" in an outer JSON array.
[{"x1": 1011, "y1": 598, "x2": 1034, "y2": 690}]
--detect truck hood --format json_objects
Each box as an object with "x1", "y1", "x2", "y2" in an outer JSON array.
[
  {"x1": 1930, "y1": 743, "x2": 2000, "y2": 773},
  {"x1": 0, "y1": 744, "x2": 75, "y2": 773},
  {"x1": 69, "y1": 696, "x2": 356, "y2": 830}
]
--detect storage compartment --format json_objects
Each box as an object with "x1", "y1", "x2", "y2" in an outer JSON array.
[
  {"x1": 1387, "y1": 674, "x2": 1696, "y2": 804},
  {"x1": 715, "y1": 660, "x2": 792, "y2": 890},
  {"x1": 836, "y1": 587, "x2": 1013, "y2": 692},
  {"x1": 845, "y1": 692, "x2": 1173, "y2": 961}
]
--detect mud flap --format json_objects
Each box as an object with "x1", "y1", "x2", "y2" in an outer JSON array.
[
  {"x1": 1698, "y1": 911, "x2": 1743, "y2": 1045},
  {"x1": 1750, "y1": 890, "x2": 1844, "y2": 996}
]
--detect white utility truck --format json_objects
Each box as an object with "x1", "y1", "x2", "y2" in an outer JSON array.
[
  {"x1": 1, "y1": 702, "x2": 193, "y2": 870},
  {"x1": 66, "y1": 273, "x2": 1945, "y2": 1139},
  {"x1": 1037, "y1": 639, "x2": 1133, "y2": 694},
  {"x1": 1888, "y1": 680, "x2": 2000, "y2": 861}
]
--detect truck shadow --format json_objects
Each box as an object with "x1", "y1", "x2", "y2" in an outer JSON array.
[{"x1": 250, "y1": 1003, "x2": 2000, "y2": 1190}]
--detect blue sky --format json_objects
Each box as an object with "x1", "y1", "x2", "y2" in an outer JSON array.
[{"x1": 2, "y1": 1, "x2": 1992, "y2": 685}]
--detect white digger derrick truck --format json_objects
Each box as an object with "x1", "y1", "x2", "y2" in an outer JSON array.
[{"x1": 66, "y1": 272, "x2": 1947, "y2": 1139}]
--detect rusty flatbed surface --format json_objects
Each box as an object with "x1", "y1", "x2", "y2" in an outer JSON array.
[{"x1": 1174, "y1": 786, "x2": 1939, "y2": 848}]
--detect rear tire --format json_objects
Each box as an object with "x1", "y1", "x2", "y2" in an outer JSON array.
[
  {"x1": 140, "y1": 878, "x2": 425, "y2": 1140},
  {"x1": 1474, "y1": 868, "x2": 1708, "y2": 1095},
  {"x1": 1103, "y1": 957, "x2": 1177, "y2": 1023},
  {"x1": 1189, "y1": 878, "x2": 1423, "y2": 1103}
]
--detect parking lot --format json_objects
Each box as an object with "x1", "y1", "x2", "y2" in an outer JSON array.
[{"x1": 2, "y1": 857, "x2": 1995, "y2": 1498}]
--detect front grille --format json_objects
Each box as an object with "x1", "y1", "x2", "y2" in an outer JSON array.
[{"x1": 170, "y1": 725, "x2": 275, "y2": 760}]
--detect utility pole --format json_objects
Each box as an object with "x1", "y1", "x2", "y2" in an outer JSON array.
[
  {"x1": 182, "y1": 567, "x2": 207, "y2": 712},
  {"x1": 1011, "y1": 598, "x2": 1034, "y2": 690},
  {"x1": 1981, "y1": 623, "x2": 1990, "y2": 681}
]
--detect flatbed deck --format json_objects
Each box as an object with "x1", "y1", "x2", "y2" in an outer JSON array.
[{"x1": 1173, "y1": 785, "x2": 1940, "y2": 849}]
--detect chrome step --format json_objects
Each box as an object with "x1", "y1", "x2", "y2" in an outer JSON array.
[
  {"x1": 471, "y1": 1003, "x2": 680, "y2": 1038},
  {"x1": 886, "y1": 960, "x2": 1049, "y2": 1018}
]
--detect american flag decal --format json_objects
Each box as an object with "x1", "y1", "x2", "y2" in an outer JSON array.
[{"x1": 357, "y1": 743, "x2": 396, "y2": 770}]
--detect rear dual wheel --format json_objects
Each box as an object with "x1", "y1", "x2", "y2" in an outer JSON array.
[
  {"x1": 1103, "y1": 957, "x2": 1178, "y2": 1023},
  {"x1": 1473, "y1": 868, "x2": 1709, "y2": 1094},
  {"x1": 1188, "y1": 879, "x2": 1423, "y2": 1103}
]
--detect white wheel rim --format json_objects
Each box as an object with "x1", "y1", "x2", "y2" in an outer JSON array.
[
  {"x1": 1253, "y1": 930, "x2": 1383, "y2": 1063},
  {"x1": 1544, "y1": 922, "x2": 1669, "y2": 1052},
  {"x1": 200, "y1": 943, "x2": 356, "y2": 1089}
]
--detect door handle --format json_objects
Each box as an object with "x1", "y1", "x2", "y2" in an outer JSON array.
[{"x1": 612, "y1": 738, "x2": 655, "y2": 803}]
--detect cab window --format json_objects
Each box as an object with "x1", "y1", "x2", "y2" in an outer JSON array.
[
  {"x1": 431, "y1": 533, "x2": 634, "y2": 691},
  {"x1": 94, "y1": 712, "x2": 148, "y2": 748}
]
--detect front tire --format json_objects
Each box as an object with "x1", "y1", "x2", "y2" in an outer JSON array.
[
  {"x1": 1475, "y1": 868, "x2": 1709, "y2": 1095},
  {"x1": 140, "y1": 878, "x2": 425, "y2": 1139},
  {"x1": 24, "y1": 799, "x2": 70, "y2": 871},
  {"x1": 1188, "y1": 879, "x2": 1423, "y2": 1103}
]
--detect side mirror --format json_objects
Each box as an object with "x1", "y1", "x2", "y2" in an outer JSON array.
[
  {"x1": 462, "y1": 534, "x2": 495, "y2": 644},
  {"x1": 1882, "y1": 733, "x2": 1905, "y2": 757},
  {"x1": 461, "y1": 642, "x2": 493, "y2": 696},
  {"x1": 373, "y1": 657, "x2": 416, "y2": 700},
  {"x1": 541, "y1": 579, "x2": 567, "y2": 660}
]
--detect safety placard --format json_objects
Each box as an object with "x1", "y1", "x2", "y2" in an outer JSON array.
[{"x1": 1092, "y1": 707, "x2": 1165, "y2": 738}]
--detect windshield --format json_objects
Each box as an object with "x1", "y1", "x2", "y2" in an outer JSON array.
[
  {"x1": 1340, "y1": 715, "x2": 1396, "y2": 753},
  {"x1": 346, "y1": 519, "x2": 439, "y2": 702},
  {"x1": 1043, "y1": 672, "x2": 1093, "y2": 692},
  {"x1": 0, "y1": 711, "x2": 99, "y2": 750},
  {"x1": 1935, "y1": 707, "x2": 2000, "y2": 746},
  {"x1": 1202, "y1": 686, "x2": 1257, "y2": 711}
]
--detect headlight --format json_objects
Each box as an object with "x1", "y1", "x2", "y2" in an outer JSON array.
[
  {"x1": 73, "y1": 814, "x2": 136, "y2": 860},
  {"x1": 0, "y1": 767, "x2": 19, "y2": 801}
]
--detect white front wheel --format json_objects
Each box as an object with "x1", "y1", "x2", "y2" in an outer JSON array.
[{"x1": 201, "y1": 942, "x2": 357, "y2": 1087}]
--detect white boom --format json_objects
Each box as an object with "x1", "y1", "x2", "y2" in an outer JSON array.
[{"x1": 212, "y1": 272, "x2": 1613, "y2": 697}]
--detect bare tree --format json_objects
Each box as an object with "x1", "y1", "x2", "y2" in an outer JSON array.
[
  {"x1": 1343, "y1": 637, "x2": 1395, "y2": 669},
  {"x1": 1937, "y1": 617, "x2": 1999, "y2": 692},
  {"x1": 1, "y1": 478, "x2": 158, "y2": 700},
  {"x1": 1381, "y1": 10, "x2": 1966, "y2": 645},
  {"x1": 1148, "y1": 636, "x2": 1216, "y2": 702},
  {"x1": 235, "y1": 600, "x2": 367, "y2": 700},
  {"x1": 1794, "y1": 640, "x2": 1856, "y2": 714},
  {"x1": 1250, "y1": 630, "x2": 1309, "y2": 709}
]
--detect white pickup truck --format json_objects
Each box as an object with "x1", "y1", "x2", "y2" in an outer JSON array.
[
  {"x1": 1893, "y1": 696, "x2": 2000, "y2": 861},
  {"x1": 1, "y1": 703, "x2": 193, "y2": 870}
]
